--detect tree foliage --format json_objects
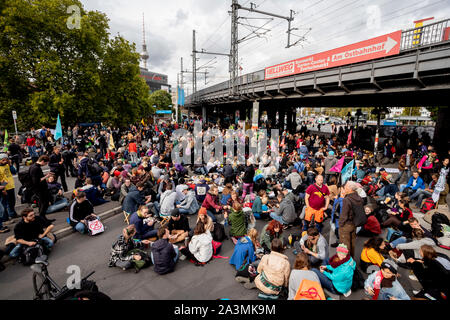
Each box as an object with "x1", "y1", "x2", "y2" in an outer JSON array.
[
  {"x1": 0, "y1": 0, "x2": 152, "y2": 130},
  {"x1": 148, "y1": 90, "x2": 172, "y2": 110}
]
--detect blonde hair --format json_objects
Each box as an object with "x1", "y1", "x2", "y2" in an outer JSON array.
[{"x1": 248, "y1": 228, "x2": 259, "y2": 245}]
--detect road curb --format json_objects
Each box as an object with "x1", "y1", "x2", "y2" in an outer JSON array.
[
  {"x1": 53, "y1": 206, "x2": 123, "y2": 239},
  {"x1": 1, "y1": 206, "x2": 122, "y2": 267}
]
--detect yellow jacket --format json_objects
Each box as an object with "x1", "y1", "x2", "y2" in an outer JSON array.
[{"x1": 360, "y1": 247, "x2": 384, "y2": 266}]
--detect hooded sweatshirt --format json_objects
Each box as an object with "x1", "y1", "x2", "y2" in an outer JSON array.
[
  {"x1": 151, "y1": 238, "x2": 176, "y2": 275},
  {"x1": 339, "y1": 191, "x2": 364, "y2": 229}
]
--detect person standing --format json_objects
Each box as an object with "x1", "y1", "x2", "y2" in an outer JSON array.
[
  {"x1": 338, "y1": 181, "x2": 364, "y2": 258},
  {"x1": 49, "y1": 146, "x2": 68, "y2": 192},
  {"x1": 7, "y1": 138, "x2": 21, "y2": 172},
  {"x1": 395, "y1": 149, "x2": 414, "y2": 184},
  {"x1": 29, "y1": 155, "x2": 54, "y2": 223},
  {"x1": 0, "y1": 153, "x2": 18, "y2": 220},
  {"x1": 303, "y1": 175, "x2": 330, "y2": 232}
]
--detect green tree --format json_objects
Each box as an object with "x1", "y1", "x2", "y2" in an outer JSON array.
[
  {"x1": 0, "y1": 0, "x2": 151, "y2": 130},
  {"x1": 149, "y1": 90, "x2": 172, "y2": 110},
  {"x1": 402, "y1": 107, "x2": 421, "y2": 116}
]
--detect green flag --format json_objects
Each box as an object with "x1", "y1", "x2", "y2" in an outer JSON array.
[{"x1": 3, "y1": 129, "x2": 9, "y2": 151}]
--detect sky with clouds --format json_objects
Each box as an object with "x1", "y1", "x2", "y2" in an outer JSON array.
[{"x1": 80, "y1": 0, "x2": 450, "y2": 94}]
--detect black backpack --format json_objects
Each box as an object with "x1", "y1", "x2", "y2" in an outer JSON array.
[
  {"x1": 87, "y1": 158, "x2": 103, "y2": 176},
  {"x1": 20, "y1": 243, "x2": 44, "y2": 266},
  {"x1": 213, "y1": 222, "x2": 228, "y2": 242},
  {"x1": 351, "y1": 200, "x2": 367, "y2": 228},
  {"x1": 18, "y1": 167, "x2": 33, "y2": 188}
]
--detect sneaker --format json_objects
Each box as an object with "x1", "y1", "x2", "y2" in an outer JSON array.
[
  {"x1": 244, "y1": 281, "x2": 256, "y2": 290},
  {"x1": 412, "y1": 290, "x2": 420, "y2": 295},
  {"x1": 409, "y1": 275, "x2": 419, "y2": 281},
  {"x1": 343, "y1": 289, "x2": 352, "y2": 298},
  {"x1": 0, "y1": 227, "x2": 10, "y2": 233},
  {"x1": 235, "y1": 276, "x2": 250, "y2": 284},
  {"x1": 179, "y1": 254, "x2": 187, "y2": 261}
]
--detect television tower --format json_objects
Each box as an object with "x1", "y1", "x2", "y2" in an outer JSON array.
[{"x1": 141, "y1": 13, "x2": 149, "y2": 69}]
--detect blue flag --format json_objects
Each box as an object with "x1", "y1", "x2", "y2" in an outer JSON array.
[
  {"x1": 54, "y1": 114, "x2": 62, "y2": 141},
  {"x1": 341, "y1": 160, "x2": 354, "y2": 185},
  {"x1": 177, "y1": 86, "x2": 185, "y2": 106}
]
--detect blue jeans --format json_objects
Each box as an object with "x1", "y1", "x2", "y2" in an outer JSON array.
[
  {"x1": 47, "y1": 198, "x2": 69, "y2": 214},
  {"x1": 0, "y1": 202, "x2": 5, "y2": 229},
  {"x1": 311, "y1": 268, "x2": 338, "y2": 294},
  {"x1": 391, "y1": 237, "x2": 407, "y2": 248},
  {"x1": 178, "y1": 208, "x2": 193, "y2": 215},
  {"x1": 415, "y1": 190, "x2": 432, "y2": 207},
  {"x1": 409, "y1": 188, "x2": 425, "y2": 201},
  {"x1": 151, "y1": 245, "x2": 179, "y2": 264},
  {"x1": 74, "y1": 222, "x2": 87, "y2": 234},
  {"x1": 386, "y1": 228, "x2": 403, "y2": 242},
  {"x1": 270, "y1": 212, "x2": 287, "y2": 225},
  {"x1": 9, "y1": 237, "x2": 54, "y2": 258},
  {"x1": 395, "y1": 169, "x2": 411, "y2": 184},
  {"x1": 206, "y1": 210, "x2": 218, "y2": 223}
]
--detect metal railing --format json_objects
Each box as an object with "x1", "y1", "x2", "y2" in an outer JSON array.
[{"x1": 400, "y1": 18, "x2": 449, "y2": 50}]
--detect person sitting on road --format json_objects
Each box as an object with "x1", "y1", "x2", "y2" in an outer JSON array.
[
  {"x1": 201, "y1": 185, "x2": 222, "y2": 223},
  {"x1": 406, "y1": 244, "x2": 450, "y2": 301},
  {"x1": 195, "y1": 207, "x2": 214, "y2": 235},
  {"x1": 260, "y1": 220, "x2": 284, "y2": 254},
  {"x1": 108, "y1": 225, "x2": 151, "y2": 270},
  {"x1": 159, "y1": 182, "x2": 177, "y2": 218},
  {"x1": 151, "y1": 226, "x2": 179, "y2": 275},
  {"x1": 381, "y1": 198, "x2": 413, "y2": 229},
  {"x1": 9, "y1": 208, "x2": 55, "y2": 259},
  {"x1": 254, "y1": 238, "x2": 291, "y2": 300},
  {"x1": 119, "y1": 178, "x2": 134, "y2": 205},
  {"x1": 360, "y1": 237, "x2": 387, "y2": 274},
  {"x1": 312, "y1": 243, "x2": 355, "y2": 297},
  {"x1": 288, "y1": 252, "x2": 323, "y2": 300},
  {"x1": 167, "y1": 209, "x2": 190, "y2": 244},
  {"x1": 269, "y1": 192, "x2": 297, "y2": 229},
  {"x1": 225, "y1": 201, "x2": 247, "y2": 245},
  {"x1": 364, "y1": 259, "x2": 410, "y2": 300},
  {"x1": 357, "y1": 204, "x2": 382, "y2": 238},
  {"x1": 68, "y1": 192, "x2": 98, "y2": 234},
  {"x1": 293, "y1": 227, "x2": 329, "y2": 267},
  {"x1": 129, "y1": 205, "x2": 157, "y2": 240},
  {"x1": 46, "y1": 174, "x2": 70, "y2": 214},
  {"x1": 179, "y1": 221, "x2": 213, "y2": 266},
  {"x1": 175, "y1": 185, "x2": 199, "y2": 215},
  {"x1": 122, "y1": 182, "x2": 152, "y2": 218}
]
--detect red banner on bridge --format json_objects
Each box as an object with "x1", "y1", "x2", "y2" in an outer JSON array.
[{"x1": 265, "y1": 30, "x2": 402, "y2": 80}]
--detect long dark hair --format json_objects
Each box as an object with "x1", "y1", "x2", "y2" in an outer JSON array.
[{"x1": 364, "y1": 237, "x2": 384, "y2": 253}]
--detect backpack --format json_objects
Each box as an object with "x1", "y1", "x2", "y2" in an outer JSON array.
[
  {"x1": 420, "y1": 198, "x2": 437, "y2": 214},
  {"x1": 18, "y1": 167, "x2": 33, "y2": 188},
  {"x1": 351, "y1": 200, "x2": 367, "y2": 228},
  {"x1": 85, "y1": 216, "x2": 105, "y2": 236},
  {"x1": 212, "y1": 240, "x2": 222, "y2": 256},
  {"x1": 87, "y1": 158, "x2": 103, "y2": 176},
  {"x1": 128, "y1": 249, "x2": 152, "y2": 272},
  {"x1": 213, "y1": 222, "x2": 228, "y2": 241},
  {"x1": 20, "y1": 243, "x2": 44, "y2": 266},
  {"x1": 351, "y1": 267, "x2": 365, "y2": 291}
]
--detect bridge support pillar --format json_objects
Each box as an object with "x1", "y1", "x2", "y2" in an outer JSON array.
[
  {"x1": 286, "y1": 108, "x2": 294, "y2": 134},
  {"x1": 202, "y1": 106, "x2": 206, "y2": 123},
  {"x1": 278, "y1": 108, "x2": 286, "y2": 131}
]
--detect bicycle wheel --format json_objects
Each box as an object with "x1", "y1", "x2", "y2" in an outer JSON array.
[{"x1": 32, "y1": 272, "x2": 51, "y2": 300}]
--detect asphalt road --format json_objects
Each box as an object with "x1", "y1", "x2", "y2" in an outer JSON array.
[{"x1": 0, "y1": 210, "x2": 423, "y2": 300}]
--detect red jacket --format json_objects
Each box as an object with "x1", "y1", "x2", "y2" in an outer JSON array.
[
  {"x1": 363, "y1": 216, "x2": 381, "y2": 235},
  {"x1": 202, "y1": 193, "x2": 221, "y2": 211}
]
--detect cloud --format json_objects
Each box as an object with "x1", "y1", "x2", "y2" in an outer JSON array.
[{"x1": 79, "y1": 0, "x2": 450, "y2": 92}]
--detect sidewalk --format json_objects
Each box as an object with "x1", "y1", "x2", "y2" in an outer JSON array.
[{"x1": 0, "y1": 200, "x2": 122, "y2": 264}]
